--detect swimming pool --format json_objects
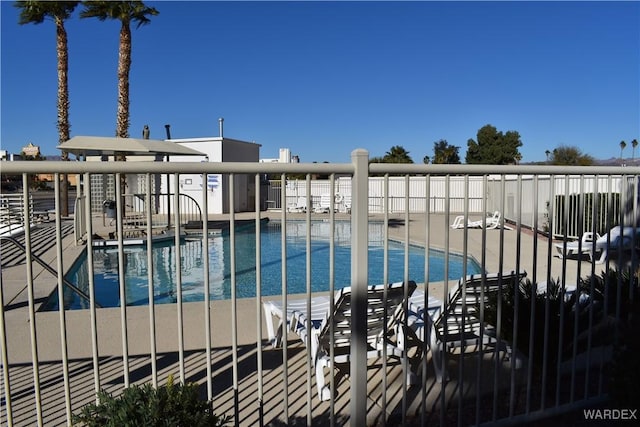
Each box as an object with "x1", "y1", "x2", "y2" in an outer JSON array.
[{"x1": 43, "y1": 220, "x2": 481, "y2": 310}]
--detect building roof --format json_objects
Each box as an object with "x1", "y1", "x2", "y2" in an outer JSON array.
[
  {"x1": 169, "y1": 136, "x2": 261, "y2": 147},
  {"x1": 58, "y1": 136, "x2": 206, "y2": 157}
]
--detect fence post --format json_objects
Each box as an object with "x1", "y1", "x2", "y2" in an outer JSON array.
[{"x1": 350, "y1": 149, "x2": 369, "y2": 425}]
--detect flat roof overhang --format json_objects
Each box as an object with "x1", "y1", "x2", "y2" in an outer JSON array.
[{"x1": 58, "y1": 136, "x2": 206, "y2": 157}]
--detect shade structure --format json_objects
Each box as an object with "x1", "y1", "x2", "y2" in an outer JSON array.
[{"x1": 58, "y1": 136, "x2": 206, "y2": 157}]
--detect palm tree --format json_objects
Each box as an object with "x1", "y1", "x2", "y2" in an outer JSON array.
[
  {"x1": 81, "y1": 1, "x2": 158, "y2": 202},
  {"x1": 432, "y1": 139, "x2": 461, "y2": 164},
  {"x1": 620, "y1": 140, "x2": 627, "y2": 164},
  {"x1": 382, "y1": 145, "x2": 413, "y2": 163},
  {"x1": 632, "y1": 139, "x2": 638, "y2": 163},
  {"x1": 15, "y1": 1, "x2": 79, "y2": 216},
  {"x1": 80, "y1": 1, "x2": 159, "y2": 140}
]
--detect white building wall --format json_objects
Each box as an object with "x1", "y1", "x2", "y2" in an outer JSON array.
[
  {"x1": 260, "y1": 147, "x2": 293, "y2": 163},
  {"x1": 279, "y1": 148, "x2": 291, "y2": 163},
  {"x1": 163, "y1": 138, "x2": 221, "y2": 215},
  {"x1": 160, "y1": 137, "x2": 260, "y2": 215}
]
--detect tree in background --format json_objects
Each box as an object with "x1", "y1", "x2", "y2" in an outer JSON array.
[
  {"x1": 20, "y1": 150, "x2": 45, "y2": 161},
  {"x1": 465, "y1": 124, "x2": 523, "y2": 165},
  {"x1": 620, "y1": 140, "x2": 627, "y2": 163},
  {"x1": 81, "y1": 1, "x2": 159, "y2": 140},
  {"x1": 81, "y1": 1, "x2": 158, "y2": 203},
  {"x1": 549, "y1": 145, "x2": 594, "y2": 166},
  {"x1": 377, "y1": 145, "x2": 414, "y2": 163},
  {"x1": 632, "y1": 139, "x2": 638, "y2": 163},
  {"x1": 15, "y1": 0, "x2": 79, "y2": 216},
  {"x1": 431, "y1": 139, "x2": 461, "y2": 164}
]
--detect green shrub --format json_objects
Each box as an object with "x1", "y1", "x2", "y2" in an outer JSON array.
[
  {"x1": 483, "y1": 277, "x2": 575, "y2": 369},
  {"x1": 482, "y1": 269, "x2": 640, "y2": 400},
  {"x1": 73, "y1": 376, "x2": 229, "y2": 427}
]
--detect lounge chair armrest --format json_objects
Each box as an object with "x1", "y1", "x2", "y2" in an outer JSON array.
[
  {"x1": 396, "y1": 322, "x2": 427, "y2": 353},
  {"x1": 289, "y1": 310, "x2": 303, "y2": 332}
]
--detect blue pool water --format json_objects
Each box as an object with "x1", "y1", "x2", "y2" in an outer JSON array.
[{"x1": 44, "y1": 221, "x2": 481, "y2": 310}]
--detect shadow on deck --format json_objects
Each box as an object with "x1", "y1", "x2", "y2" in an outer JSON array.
[{"x1": 4, "y1": 336, "x2": 548, "y2": 426}]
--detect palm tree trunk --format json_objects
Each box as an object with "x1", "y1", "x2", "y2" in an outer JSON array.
[
  {"x1": 116, "y1": 21, "x2": 131, "y2": 140},
  {"x1": 56, "y1": 18, "x2": 70, "y2": 216},
  {"x1": 116, "y1": 21, "x2": 132, "y2": 203}
]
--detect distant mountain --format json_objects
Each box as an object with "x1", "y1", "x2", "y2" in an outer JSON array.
[
  {"x1": 522, "y1": 157, "x2": 640, "y2": 166},
  {"x1": 594, "y1": 157, "x2": 640, "y2": 167}
]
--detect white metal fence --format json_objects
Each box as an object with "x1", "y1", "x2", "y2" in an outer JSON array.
[
  {"x1": 1, "y1": 153, "x2": 639, "y2": 426},
  {"x1": 271, "y1": 174, "x2": 632, "y2": 240},
  {"x1": 270, "y1": 175, "x2": 489, "y2": 215}
]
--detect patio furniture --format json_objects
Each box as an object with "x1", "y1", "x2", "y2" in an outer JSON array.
[
  {"x1": 263, "y1": 294, "x2": 331, "y2": 348},
  {"x1": 287, "y1": 197, "x2": 308, "y2": 213},
  {"x1": 263, "y1": 281, "x2": 418, "y2": 401},
  {"x1": 342, "y1": 195, "x2": 351, "y2": 214},
  {"x1": 450, "y1": 211, "x2": 507, "y2": 230},
  {"x1": 554, "y1": 226, "x2": 640, "y2": 264},
  {"x1": 312, "y1": 194, "x2": 333, "y2": 213},
  {"x1": 553, "y1": 231, "x2": 599, "y2": 260},
  {"x1": 401, "y1": 271, "x2": 526, "y2": 383}
]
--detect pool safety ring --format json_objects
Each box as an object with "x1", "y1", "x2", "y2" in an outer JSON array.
[{"x1": 334, "y1": 193, "x2": 344, "y2": 204}]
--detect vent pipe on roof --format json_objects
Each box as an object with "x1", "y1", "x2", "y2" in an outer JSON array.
[
  {"x1": 219, "y1": 117, "x2": 224, "y2": 138},
  {"x1": 164, "y1": 124, "x2": 171, "y2": 140}
]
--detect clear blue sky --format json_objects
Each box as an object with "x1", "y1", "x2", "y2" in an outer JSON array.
[{"x1": 2, "y1": 1, "x2": 639, "y2": 163}]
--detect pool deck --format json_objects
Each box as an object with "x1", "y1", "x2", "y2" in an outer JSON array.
[{"x1": 1, "y1": 212, "x2": 611, "y2": 425}]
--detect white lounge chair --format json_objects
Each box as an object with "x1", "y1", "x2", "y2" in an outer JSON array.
[
  {"x1": 312, "y1": 194, "x2": 333, "y2": 213},
  {"x1": 594, "y1": 226, "x2": 640, "y2": 263},
  {"x1": 450, "y1": 215, "x2": 474, "y2": 229},
  {"x1": 263, "y1": 281, "x2": 418, "y2": 401},
  {"x1": 401, "y1": 271, "x2": 526, "y2": 383},
  {"x1": 450, "y1": 211, "x2": 506, "y2": 230},
  {"x1": 286, "y1": 197, "x2": 307, "y2": 213},
  {"x1": 342, "y1": 195, "x2": 351, "y2": 214},
  {"x1": 554, "y1": 226, "x2": 640, "y2": 264},
  {"x1": 553, "y1": 231, "x2": 600, "y2": 260},
  {"x1": 263, "y1": 294, "x2": 331, "y2": 348}
]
